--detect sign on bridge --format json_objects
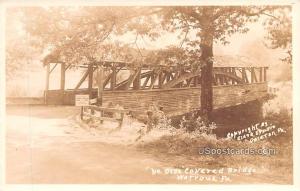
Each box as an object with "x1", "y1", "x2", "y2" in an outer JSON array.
[{"x1": 75, "y1": 95, "x2": 90, "y2": 106}]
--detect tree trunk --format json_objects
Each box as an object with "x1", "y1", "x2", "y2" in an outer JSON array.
[{"x1": 199, "y1": 33, "x2": 214, "y2": 124}]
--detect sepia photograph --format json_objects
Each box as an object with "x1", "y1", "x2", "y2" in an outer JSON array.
[{"x1": 2, "y1": 1, "x2": 297, "y2": 187}]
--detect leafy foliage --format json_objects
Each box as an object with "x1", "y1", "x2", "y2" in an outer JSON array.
[
  {"x1": 21, "y1": 7, "x2": 161, "y2": 65},
  {"x1": 5, "y1": 8, "x2": 43, "y2": 79},
  {"x1": 263, "y1": 6, "x2": 292, "y2": 64},
  {"x1": 160, "y1": 6, "x2": 278, "y2": 48},
  {"x1": 179, "y1": 114, "x2": 217, "y2": 133}
]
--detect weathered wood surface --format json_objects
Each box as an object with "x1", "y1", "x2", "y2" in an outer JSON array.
[
  {"x1": 83, "y1": 105, "x2": 125, "y2": 128},
  {"x1": 45, "y1": 83, "x2": 268, "y2": 116},
  {"x1": 46, "y1": 59, "x2": 268, "y2": 92},
  {"x1": 43, "y1": 59, "x2": 269, "y2": 117}
]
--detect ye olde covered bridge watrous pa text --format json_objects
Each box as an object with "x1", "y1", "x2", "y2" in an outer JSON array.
[{"x1": 44, "y1": 55, "x2": 269, "y2": 117}]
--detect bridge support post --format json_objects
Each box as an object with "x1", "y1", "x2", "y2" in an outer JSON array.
[
  {"x1": 60, "y1": 63, "x2": 66, "y2": 91},
  {"x1": 97, "y1": 66, "x2": 104, "y2": 106},
  {"x1": 263, "y1": 67, "x2": 268, "y2": 82},
  {"x1": 60, "y1": 63, "x2": 66, "y2": 104},
  {"x1": 111, "y1": 66, "x2": 117, "y2": 90},
  {"x1": 44, "y1": 64, "x2": 50, "y2": 104},
  {"x1": 88, "y1": 62, "x2": 94, "y2": 99}
]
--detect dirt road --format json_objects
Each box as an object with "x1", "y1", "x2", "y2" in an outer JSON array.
[
  {"x1": 5, "y1": 105, "x2": 292, "y2": 184},
  {"x1": 6, "y1": 105, "x2": 176, "y2": 184}
]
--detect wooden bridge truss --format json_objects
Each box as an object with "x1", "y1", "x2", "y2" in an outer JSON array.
[
  {"x1": 45, "y1": 61, "x2": 268, "y2": 93},
  {"x1": 44, "y1": 60, "x2": 268, "y2": 115}
]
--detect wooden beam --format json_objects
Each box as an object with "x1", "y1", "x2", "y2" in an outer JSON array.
[
  {"x1": 251, "y1": 67, "x2": 258, "y2": 83},
  {"x1": 97, "y1": 66, "x2": 104, "y2": 106},
  {"x1": 103, "y1": 73, "x2": 112, "y2": 88},
  {"x1": 149, "y1": 73, "x2": 159, "y2": 89},
  {"x1": 88, "y1": 62, "x2": 94, "y2": 97},
  {"x1": 186, "y1": 78, "x2": 193, "y2": 87},
  {"x1": 174, "y1": 70, "x2": 181, "y2": 79},
  {"x1": 219, "y1": 75, "x2": 224, "y2": 85},
  {"x1": 264, "y1": 67, "x2": 267, "y2": 81},
  {"x1": 231, "y1": 68, "x2": 237, "y2": 84},
  {"x1": 242, "y1": 68, "x2": 249, "y2": 83},
  {"x1": 169, "y1": 72, "x2": 175, "y2": 80},
  {"x1": 142, "y1": 72, "x2": 151, "y2": 89},
  {"x1": 60, "y1": 63, "x2": 66, "y2": 90},
  {"x1": 74, "y1": 69, "x2": 89, "y2": 90},
  {"x1": 212, "y1": 74, "x2": 217, "y2": 86},
  {"x1": 50, "y1": 63, "x2": 58, "y2": 74},
  {"x1": 65, "y1": 63, "x2": 72, "y2": 70},
  {"x1": 231, "y1": 67, "x2": 237, "y2": 76},
  {"x1": 124, "y1": 70, "x2": 140, "y2": 90},
  {"x1": 194, "y1": 76, "x2": 199, "y2": 87},
  {"x1": 223, "y1": 75, "x2": 229, "y2": 85},
  {"x1": 45, "y1": 64, "x2": 50, "y2": 91},
  {"x1": 133, "y1": 68, "x2": 141, "y2": 90},
  {"x1": 158, "y1": 72, "x2": 167, "y2": 88},
  {"x1": 259, "y1": 67, "x2": 263, "y2": 82},
  {"x1": 166, "y1": 72, "x2": 171, "y2": 82},
  {"x1": 44, "y1": 64, "x2": 50, "y2": 104},
  {"x1": 111, "y1": 67, "x2": 117, "y2": 90}
]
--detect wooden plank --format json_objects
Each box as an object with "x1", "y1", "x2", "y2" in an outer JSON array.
[
  {"x1": 83, "y1": 113, "x2": 119, "y2": 121},
  {"x1": 87, "y1": 105, "x2": 130, "y2": 113},
  {"x1": 98, "y1": 116, "x2": 120, "y2": 122}
]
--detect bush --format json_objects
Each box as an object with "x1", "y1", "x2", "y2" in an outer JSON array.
[
  {"x1": 179, "y1": 115, "x2": 217, "y2": 134},
  {"x1": 146, "y1": 104, "x2": 172, "y2": 132}
]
